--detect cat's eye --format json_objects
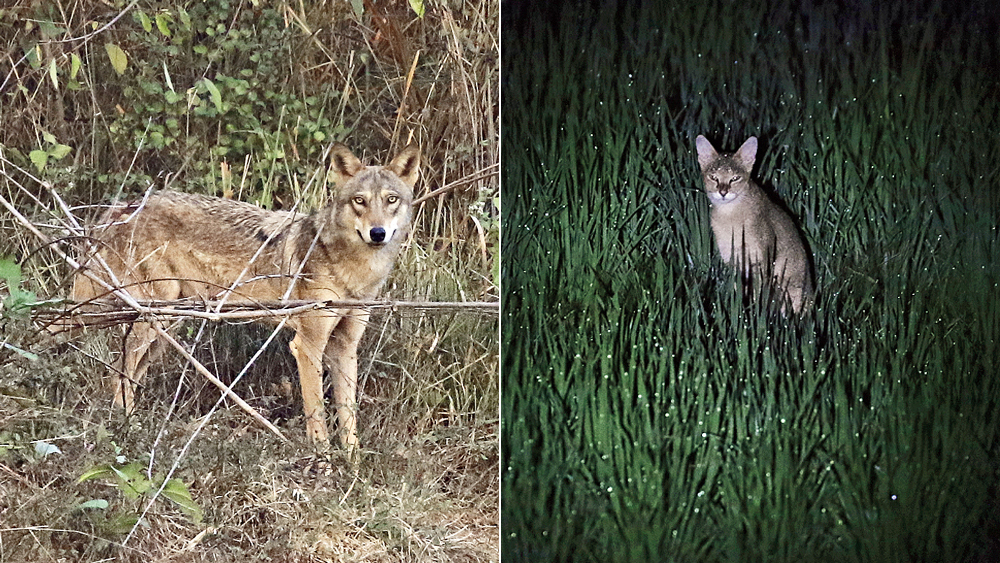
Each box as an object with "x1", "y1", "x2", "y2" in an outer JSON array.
[{"x1": 731, "y1": 175, "x2": 740, "y2": 183}]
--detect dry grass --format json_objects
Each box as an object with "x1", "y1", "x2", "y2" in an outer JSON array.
[{"x1": 0, "y1": 0, "x2": 498, "y2": 561}]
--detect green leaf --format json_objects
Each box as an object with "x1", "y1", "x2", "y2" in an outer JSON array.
[
  {"x1": 29, "y1": 150, "x2": 47, "y2": 173},
  {"x1": 162, "y1": 61, "x2": 174, "y2": 92},
  {"x1": 0, "y1": 258, "x2": 21, "y2": 286},
  {"x1": 50, "y1": 144, "x2": 72, "y2": 160},
  {"x1": 3, "y1": 289, "x2": 36, "y2": 318},
  {"x1": 178, "y1": 8, "x2": 191, "y2": 30},
  {"x1": 103, "y1": 462, "x2": 149, "y2": 500},
  {"x1": 161, "y1": 478, "x2": 204, "y2": 523},
  {"x1": 42, "y1": 130, "x2": 57, "y2": 145},
  {"x1": 105, "y1": 43, "x2": 128, "y2": 75},
  {"x1": 2, "y1": 342, "x2": 38, "y2": 361},
  {"x1": 155, "y1": 13, "x2": 172, "y2": 37},
  {"x1": 38, "y1": 20, "x2": 66, "y2": 39},
  {"x1": 111, "y1": 468, "x2": 147, "y2": 500},
  {"x1": 350, "y1": 0, "x2": 364, "y2": 18},
  {"x1": 200, "y1": 78, "x2": 224, "y2": 113},
  {"x1": 78, "y1": 465, "x2": 115, "y2": 483},
  {"x1": 70, "y1": 53, "x2": 81, "y2": 80},
  {"x1": 408, "y1": 0, "x2": 425, "y2": 18},
  {"x1": 116, "y1": 462, "x2": 144, "y2": 482},
  {"x1": 137, "y1": 10, "x2": 152, "y2": 32},
  {"x1": 24, "y1": 45, "x2": 41, "y2": 69},
  {"x1": 48, "y1": 58, "x2": 58, "y2": 90},
  {"x1": 74, "y1": 499, "x2": 109, "y2": 511}
]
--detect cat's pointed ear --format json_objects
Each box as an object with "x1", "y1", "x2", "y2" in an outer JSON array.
[
  {"x1": 735, "y1": 137, "x2": 758, "y2": 169},
  {"x1": 696, "y1": 135, "x2": 717, "y2": 170}
]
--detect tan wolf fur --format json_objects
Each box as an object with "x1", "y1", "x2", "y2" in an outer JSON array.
[
  {"x1": 695, "y1": 135, "x2": 814, "y2": 314},
  {"x1": 70, "y1": 143, "x2": 420, "y2": 447}
]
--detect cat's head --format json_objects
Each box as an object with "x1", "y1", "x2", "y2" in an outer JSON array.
[{"x1": 695, "y1": 135, "x2": 757, "y2": 204}]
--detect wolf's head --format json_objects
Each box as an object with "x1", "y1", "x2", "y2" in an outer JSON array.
[
  {"x1": 695, "y1": 135, "x2": 757, "y2": 205},
  {"x1": 328, "y1": 143, "x2": 420, "y2": 248}
]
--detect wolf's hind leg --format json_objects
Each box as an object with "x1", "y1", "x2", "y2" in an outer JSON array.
[{"x1": 114, "y1": 321, "x2": 164, "y2": 413}]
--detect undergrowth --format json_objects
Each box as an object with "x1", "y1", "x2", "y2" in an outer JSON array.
[{"x1": 502, "y1": 0, "x2": 1000, "y2": 561}]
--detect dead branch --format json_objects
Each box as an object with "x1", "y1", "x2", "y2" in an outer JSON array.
[
  {"x1": 33, "y1": 297, "x2": 499, "y2": 328},
  {"x1": 413, "y1": 163, "x2": 499, "y2": 205}
]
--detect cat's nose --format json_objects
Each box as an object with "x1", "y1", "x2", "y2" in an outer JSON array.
[{"x1": 719, "y1": 185, "x2": 729, "y2": 197}]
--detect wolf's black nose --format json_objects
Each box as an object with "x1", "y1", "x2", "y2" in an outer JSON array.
[{"x1": 370, "y1": 227, "x2": 386, "y2": 243}]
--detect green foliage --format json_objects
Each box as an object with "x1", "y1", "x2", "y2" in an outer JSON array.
[
  {"x1": 104, "y1": 43, "x2": 128, "y2": 75},
  {"x1": 0, "y1": 257, "x2": 36, "y2": 320},
  {"x1": 78, "y1": 455, "x2": 204, "y2": 525},
  {"x1": 502, "y1": 0, "x2": 1000, "y2": 561},
  {"x1": 28, "y1": 131, "x2": 72, "y2": 174},
  {"x1": 409, "y1": 0, "x2": 426, "y2": 19},
  {"x1": 35, "y1": 0, "x2": 347, "y2": 199}
]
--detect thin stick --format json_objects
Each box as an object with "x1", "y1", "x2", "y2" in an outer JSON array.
[
  {"x1": 40, "y1": 297, "x2": 498, "y2": 323},
  {"x1": 413, "y1": 163, "x2": 499, "y2": 205}
]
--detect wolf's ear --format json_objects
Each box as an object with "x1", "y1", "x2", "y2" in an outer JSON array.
[
  {"x1": 695, "y1": 135, "x2": 718, "y2": 170},
  {"x1": 388, "y1": 145, "x2": 421, "y2": 188},
  {"x1": 329, "y1": 143, "x2": 365, "y2": 185},
  {"x1": 734, "y1": 136, "x2": 758, "y2": 169}
]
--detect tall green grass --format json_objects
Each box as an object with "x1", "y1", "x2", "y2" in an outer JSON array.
[{"x1": 502, "y1": 1, "x2": 1000, "y2": 561}]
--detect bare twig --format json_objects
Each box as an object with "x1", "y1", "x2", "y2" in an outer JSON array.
[
  {"x1": 37, "y1": 297, "x2": 497, "y2": 324},
  {"x1": 413, "y1": 163, "x2": 499, "y2": 205}
]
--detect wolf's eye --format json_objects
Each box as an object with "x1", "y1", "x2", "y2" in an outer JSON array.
[
  {"x1": 353, "y1": 196, "x2": 366, "y2": 206},
  {"x1": 387, "y1": 195, "x2": 399, "y2": 204}
]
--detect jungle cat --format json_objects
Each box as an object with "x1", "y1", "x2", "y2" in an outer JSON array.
[{"x1": 695, "y1": 135, "x2": 814, "y2": 314}]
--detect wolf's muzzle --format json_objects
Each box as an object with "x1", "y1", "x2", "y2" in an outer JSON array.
[{"x1": 369, "y1": 227, "x2": 386, "y2": 244}]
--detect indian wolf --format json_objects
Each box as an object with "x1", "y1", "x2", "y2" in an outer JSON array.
[
  {"x1": 695, "y1": 135, "x2": 814, "y2": 314},
  {"x1": 70, "y1": 143, "x2": 420, "y2": 448}
]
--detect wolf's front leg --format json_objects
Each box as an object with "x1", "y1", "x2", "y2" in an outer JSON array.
[
  {"x1": 290, "y1": 315, "x2": 339, "y2": 445},
  {"x1": 324, "y1": 310, "x2": 368, "y2": 449}
]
